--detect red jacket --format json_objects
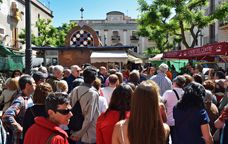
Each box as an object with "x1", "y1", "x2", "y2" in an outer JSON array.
[
  {"x1": 96, "y1": 110, "x2": 130, "y2": 144},
  {"x1": 24, "y1": 116, "x2": 69, "y2": 144}
]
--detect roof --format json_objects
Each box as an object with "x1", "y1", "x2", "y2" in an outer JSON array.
[
  {"x1": 90, "y1": 50, "x2": 128, "y2": 63},
  {"x1": 106, "y1": 11, "x2": 124, "y2": 16},
  {"x1": 32, "y1": 45, "x2": 136, "y2": 51},
  {"x1": 0, "y1": 44, "x2": 23, "y2": 57}
]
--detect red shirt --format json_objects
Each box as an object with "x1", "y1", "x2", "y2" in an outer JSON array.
[
  {"x1": 24, "y1": 116, "x2": 69, "y2": 144},
  {"x1": 96, "y1": 110, "x2": 130, "y2": 144}
]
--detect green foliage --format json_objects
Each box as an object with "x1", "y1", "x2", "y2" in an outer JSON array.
[
  {"x1": 137, "y1": 0, "x2": 228, "y2": 51},
  {"x1": 19, "y1": 19, "x2": 77, "y2": 47},
  {"x1": 144, "y1": 47, "x2": 161, "y2": 57}
]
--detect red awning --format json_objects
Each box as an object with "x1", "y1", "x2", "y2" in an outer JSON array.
[{"x1": 163, "y1": 42, "x2": 228, "y2": 61}]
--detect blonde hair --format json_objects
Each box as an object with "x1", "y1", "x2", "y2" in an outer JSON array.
[
  {"x1": 7, "y1": 78, "x2": 19, "y2": 91},
  {"x1": 56, "y1": 80, "x2": 68, "y2": 92}
]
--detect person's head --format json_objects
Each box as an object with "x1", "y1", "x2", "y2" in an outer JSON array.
[
  {"x1": 38, "y1": 66, "x2": 48, "y2": 74},
  {"x1": 32, "y1": 71, "x2": 47, "y2": 85},
  {"x1": 11, "y1": 70, "x2": 22, "y2": 78},
  {"x1": 173, "y1": 75, "x2": 186, "y2": 88},
  {"x1": 107, "y1": 83, "x2": 133, "y2": 120},
  {"x1": 203, "y1": 80, "x2": 215, "y2": 91},
  {"x1": 93, "y1": 78, "x2": 101, "y2": 91},
  {"x1": 45, "y1": 92, "x2": 72, "y2": 125},
  {"x1": 115, "y1": 72, "x2": 123, "y2": 84},
  {"x1": 183, "y1": 74, "x2": 193, "y2": 87},
  {"x1": 53, "y1": 65, "x2": 64, "y2": 80},
  {"x1": 195, "y1": 64, "x2": 203, "y2": 73},
  {"x1": 214, "y1": 79, "x2": 225, "y2": 93},
  {"x1": 33, "y1": 82, "x2": 53, "y2": 105},
  {"x1": 48, "y1": 65, "x2": 54, "y2": 73},
  {"x1": 6, "y1": 78, "x2": 19, "y2": 91},
  {"x1": 99, "y1": 66, "x2": 107, "y2": 75},
  {"x1": 63, "y1": 68, "x2": 71, "y2": 78},
  {"x1": 148, "y1": 67, "x2": 156, "y2": 75},
  {"x1": 108, "y1": 74, "x2": 119, "y2": 87},
  {"x1": 215, "y1": 71, "x2": 225, "y2": 79},
  {"x1": 19, "y1": 75, "x2": 36, "y2": 96},
  {"x1": 128, "y1": 80, "x2": 165, "y2": 144},
  {"x1": 177, "y1": 82, "x2": 205, "y2": 109},
  {"x1": 71, "y1": 65, "x2": 81, "y2": 78},
  {"x1": 56, "y1": 80, "x2": 68, "y2": 93},
  {"x1": 128, "y1": 70, "x2": 140, "y2": 86},
  {"x1": 83, "y1": 66, "x2": 97, "y2": 84},
  {"x1": 193, "y1": 74, "x2": 203, "y2": 84},
  {"x1": 159, "y1": 63, "x2": 169, "y2": 73}
]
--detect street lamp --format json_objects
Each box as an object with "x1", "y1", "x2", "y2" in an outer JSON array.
[
  {"x1": 80, "y1": 7, "x2": 84, "y2": 20},
  {"x1": 25, "y1": 0, "x2": 32, "y2": 75}
]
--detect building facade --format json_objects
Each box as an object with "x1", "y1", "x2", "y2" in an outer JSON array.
[
  {"x1": 70, "y1": 11, "x2": 155, "y2": 55},
  {"x1": 186, "y1": 0, "x2": 228, "y2": 48},
  {"x1": 0, "y1": 0, "x2": 53, "y2": 49}
]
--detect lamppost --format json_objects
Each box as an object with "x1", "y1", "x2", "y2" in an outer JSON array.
[
  {"x1": 80, "y1": 7, "x2": 84, "y2": 20},
  {"x1": 25, "y1": 0, "x2": 32, "y2": 75}
]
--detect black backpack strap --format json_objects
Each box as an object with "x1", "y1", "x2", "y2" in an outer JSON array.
[{"x1": 173, "y1": 89, "x2": 180, "y2": 100}]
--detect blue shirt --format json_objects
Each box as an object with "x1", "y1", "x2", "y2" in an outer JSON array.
[
  {"x1": 150, "y1": 72, "x2": 172, "y2": 96},
  {"x1": 173, "y1": 107, "x2": 210, "y2": 144}
]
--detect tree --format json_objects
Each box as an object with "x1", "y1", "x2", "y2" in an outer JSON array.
[
  {"x1": 19, "y1": 19, "x2": 76, "y2": 47},
  {"x1": 137, "y1": 0, "x2": 228, "y2": 52}
]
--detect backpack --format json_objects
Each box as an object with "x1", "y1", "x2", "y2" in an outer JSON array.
[
  {"x1": 68, "y1": 88, "x2": 89, "y2": 131},
  {"x1": 0, "y1": 91, "x2": 18, "y2": 111}
]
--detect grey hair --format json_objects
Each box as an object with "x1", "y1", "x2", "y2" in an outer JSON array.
[{"x1": 53, "y1": 65, "x2": 64, "y2": 74}]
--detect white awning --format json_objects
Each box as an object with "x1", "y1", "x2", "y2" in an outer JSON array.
[
  {"x1": 128, "y1": 54, "x2": 143, "y2": 64},
  {"x1": 149, "y1": 53, "x2": 163, "y2": 61},
  {"x1": 90, "y1": 51, "x2": 128, "y2": 63}
]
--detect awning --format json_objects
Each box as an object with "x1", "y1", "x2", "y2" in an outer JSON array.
[
  {"x1": 128, "y1": 54, "x2": 143, "y2": 64},
  {"x1": 149, "y1": 53, "x2": 163, "y2": 61},
  {"x1": 90, "y1": 51, "x2": 128, "y2": 63},
  {"x1": 163, "y1": 42, "x2": 228, "y2": 61}
]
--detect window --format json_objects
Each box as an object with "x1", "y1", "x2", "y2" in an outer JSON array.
[
  {"x1": 113, "y1": 31, "x2": 119, "y2": 36},
  {"x1": 112, "y1": 31, "x2": 120, "y2": 41},
  {"x1": 131, "y1": 31, "x2": 139, "y2": 40},
  {"x1": 0, "y1": 28, "x2": 4, "y2": 35}
]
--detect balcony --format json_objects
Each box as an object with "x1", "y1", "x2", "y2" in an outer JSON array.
[
  {"x1": 111, "y1": 35, "x2": 120, "y2": 41},
  {"x1": 130, "y1": 35, "x2": 139, "y2": 42},
  {"x1": 219, "y1": 17, "x2": 228, "y2": 30}
]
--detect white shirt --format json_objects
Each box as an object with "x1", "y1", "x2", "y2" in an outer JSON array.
[
  {"x1": 98, "y1": 96, "x2": 108, "y2": 113},
  {"x1": 101, "y1": 87, "x2": 115, "y2": 104},
  {"x1": 162, "y1": 87, "x2": 184, "y2": 126}
]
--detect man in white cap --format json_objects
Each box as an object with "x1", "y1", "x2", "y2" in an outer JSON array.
[{"x1": 150, "y1": 63, "x2": 172, "y2": 96}]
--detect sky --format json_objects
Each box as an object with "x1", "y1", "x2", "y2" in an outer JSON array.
[{"x1": 39, "y1": 0, "x2": 143, "y2": 27}]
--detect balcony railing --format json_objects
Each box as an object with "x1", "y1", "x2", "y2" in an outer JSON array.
[
  {"x1": 130, "y1": 35, "x2": 139, "y2": 41},
  {"x1": 111, "y1": 35, "x2": 120, "y2": 41}
]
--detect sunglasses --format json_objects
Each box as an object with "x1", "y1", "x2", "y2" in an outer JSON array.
[{"x1": 56, "y1": 108, "x2": 71, "y2": 115}]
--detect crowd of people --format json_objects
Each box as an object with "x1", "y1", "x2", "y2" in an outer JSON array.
[{"x1": 0, "y1": 62, "x2": 227, "y2": 144}]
